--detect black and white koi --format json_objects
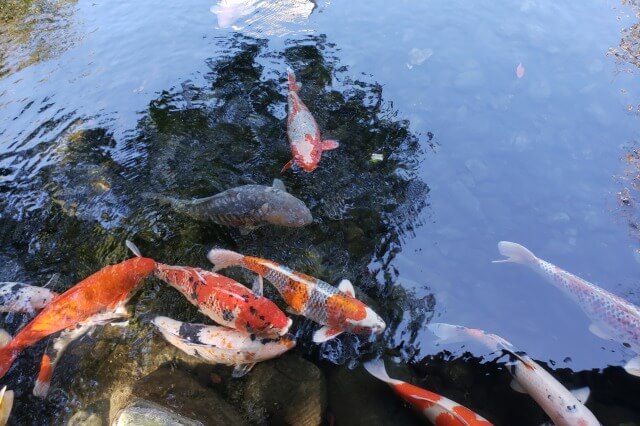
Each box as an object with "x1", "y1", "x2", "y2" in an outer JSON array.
[{"x1": 151, "y1": 316, "x2": 296, "y2": 377}]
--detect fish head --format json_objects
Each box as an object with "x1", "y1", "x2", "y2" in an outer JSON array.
[
  {"x1": 265, "y1": 194, "x2": 313, "y2": 227},
  {"x1": 299, "y1": 160, "x2": 319, "y2": 172},
  {"x1": 347, "y1": 306, "x2": 386, "y2": 335},
  {"x1": 239, "y1": 298, "x2": 293, "y2": 338},
  {"x1": 257, "y1": 334, "x2": 297, "y2": 358},
  {"x1": 129, "y1": 257, "x2": 158, "y2": 281},
  {"x1": 330, "y1": 295, "x2": 386, "y2": 335}
]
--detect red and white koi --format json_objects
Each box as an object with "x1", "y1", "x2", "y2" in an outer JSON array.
[
  {"x1": 494, "y1": 241, "x2": 640, "y2": 377},
  {"x1": 282, "y1": 68, "x2": 339, "y2": 173},
  {"x1": 152, "y1": 316, "x2": 296, "y2": 377},
  {"x1": 0, "y1": 244, "x2": 156, "y2": 397},
  {"x1": 126, "y1": 241, "x2": 292, "y2": 338},
  {"x1": 207, "y1": 249, "x2": 386, "y2": 343},
  {"x1": 154, "y1": 264, "x2": 292, "y2": 338},
  {"x1": 364, "y1": 359, "x2": 493, "y2": 426},
  {"x1": 0, "y1": 281, "x2": 57, "y2": 315},
  {"x1": 428, "y1": 323, "x2": 600, "y2": 426}
]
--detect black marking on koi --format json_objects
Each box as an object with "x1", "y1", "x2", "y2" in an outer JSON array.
[
  {"x1": 222, "y1": 309, "x2": 234, "y2": 322},
  {"x1": 179, "y1": 322, "x2": 204, "y2": 344}
]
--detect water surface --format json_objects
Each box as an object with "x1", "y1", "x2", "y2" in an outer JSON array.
[{"x1": 1, "y1": 0, "x2": 640, "y2": 424}]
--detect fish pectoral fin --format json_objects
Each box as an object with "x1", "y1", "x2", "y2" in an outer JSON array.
[
  {"x1": 321, "y1": 139, "x2": 339, "y2": 151},
  {"x1": 624, "y1": 356, "x2": 640, "y2": 377},
  {"x1": 281, "y1": 159, "x2": 294, "y2": 173},
  {"x1": 312, "y1": 326, "x2": 344, "y2": 343},
  {"x1": 109, "y1": 320, "x2": 130, "y2": 328},
  {"x1": 0, "y1": 385, "x2": 13, "y2": 426},
  {"x1": 272, "y1": 178, "x2": 287, "y2": 192},
  {"x1": 570, "y1": 386, "x2": 591, "y2": 404},
  {"x1": 509, "y1": 379, "x2": 527, "y2": 394},
  {"x1": 252, "y1": 275, "x2": 264, "y2": 297},
  {"x1": 588, "y1": 323, "x2": 613, "y2": 340},
  {"x1": 0, "y1": 330, "x2": 11, "y2": 348},
  {"x1": 286, "y1": 306, "x2": 301, "y2": 315},
  {"x1": 232, "y1": 363, "x2": 256, "y2": 378},
  {"x1": 337, "y1": 279, "x2": 355, "y2": 297}
]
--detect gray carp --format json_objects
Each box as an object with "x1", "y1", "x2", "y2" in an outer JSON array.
[{"x1": 152, "y1": 179, "x2": 312, "y2": 233}]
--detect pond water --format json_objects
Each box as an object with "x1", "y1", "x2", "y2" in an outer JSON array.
[{"x1": 2, "y1": 0, "x2": 640, "y2": 424}]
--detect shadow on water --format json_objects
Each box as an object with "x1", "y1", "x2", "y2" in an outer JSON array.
[{"x1": 0, "y1": 34, "x2": 433, "y2": 423}]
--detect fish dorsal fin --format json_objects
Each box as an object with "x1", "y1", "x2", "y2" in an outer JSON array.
[
  {"x1": 125, "y1": 240, "x2": 142, "y2": 257},
  {"x1": 312, "y1": 326, "x2": 344, "y2": 343},
  {"x1": 232, "y1": 363, "x2": 256, "y2": 378},
  {"x1": 252, "y1": 275, "x2": 264, "y2": 297},
  {"x1": 570, "y1": 386, "x2": 590, "y2": 404},
  {"x1": 510, "y1": 379, "x2": 527, "y2": 394},
  {"x1": 338, "y1": 279, "x2": 355, "y2": 297},
  {"x1": 321, "y1": 140, "x2": 339, "y2": 151},
  {"x1": 272, "y1": 179, "x2": 287, "y2": 192}
]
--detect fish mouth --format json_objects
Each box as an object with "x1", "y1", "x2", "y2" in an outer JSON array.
[{"x1": 301, "y1": 163, "x2": 318, "y2": 172}]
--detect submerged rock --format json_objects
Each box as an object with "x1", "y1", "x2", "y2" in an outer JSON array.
[
  {"x1": 130, "y1": 365, "x2": 248, "y2": 426},
  {"x1": 242, "y1": 354, "x2": 327, "y2": 425},
  {"x1": 113, "y1": 399, "x2": 203, "y2": 426}
]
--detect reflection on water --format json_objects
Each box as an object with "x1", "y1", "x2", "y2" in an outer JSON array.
[
  {"x1": 0, "y1": 0, "x2": 78, "y2": 78},
  {"x1": 210, "y1": 0, "x2": 317, "y2": 36}
]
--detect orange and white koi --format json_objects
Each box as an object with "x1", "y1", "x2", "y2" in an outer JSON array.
[
  {"x1": 428, "y1": 323, "x2": 600, "y2": 426},
  {"x1": 0, "y1": 245, "x2": 156, "y2": 396},
  {"x1": 207, "y1": 249, "x2": 385, "y2": 343},
  {"x1": 364, "y1": 359, "x2": 493, "y2": 426},
  {"x1": 0, "y1": 281, "x2": 57, "y2": 315},
  {"x1": 281, "y1": 68, "x2": 339, "y2": 173},
  {"x1": 494, "y1": 241, "x2": 640, "y2": 377},
  {"x1": 152, "y1": 316, "x2": 296, "y2": 377}
]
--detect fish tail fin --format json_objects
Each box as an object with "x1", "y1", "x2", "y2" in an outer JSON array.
[
  {"x1": 287, "y1": 68, "x2": 301, "y2": 92},
  {"x1": 0, "y1": 386, "x2": 14, "y2": 425},
  {"x1": 142, "y1": 192, "x2": 175, "y2": 206},
  {"x1": 363, "y1": 359, "x2": 402, "y2": 385},
  {"x1": 0, "y1": 345, "x2": 19, "y2": 379},
  {"x1": 32, "y1": 354, "x2": 52, "y2": 398},
  {"x1": 492, "y1": 241, "x2": 537, "y2": 265},
  {"x1": 207, "y1": 248, "x2": 245, "y2": 271},
  {"x1": 427, "y1": 322, "x2": 471, "y2": 345}
]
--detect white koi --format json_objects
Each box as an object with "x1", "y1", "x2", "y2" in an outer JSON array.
[
  {"x1": 494, "y1": 241, "x2": 640, "y2": 376},
  {"x1": 428, "y1": 323, "x2": 600, "y2": 426}
]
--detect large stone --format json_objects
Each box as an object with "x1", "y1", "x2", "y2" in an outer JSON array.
[
  {"x1": 130, "y1": 364, "x2": 248, "y2": 426},
  {"x1": 243, "y1": 355, "x2": 327, "y2": 425},
  {"x1": 113, "y1": 399, "x2": 202, "y2": 426}
]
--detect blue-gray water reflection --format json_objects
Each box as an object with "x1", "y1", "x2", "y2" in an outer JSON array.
[{"x1": 2, "y1": 0, "x2": 640, "y2": 424}]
